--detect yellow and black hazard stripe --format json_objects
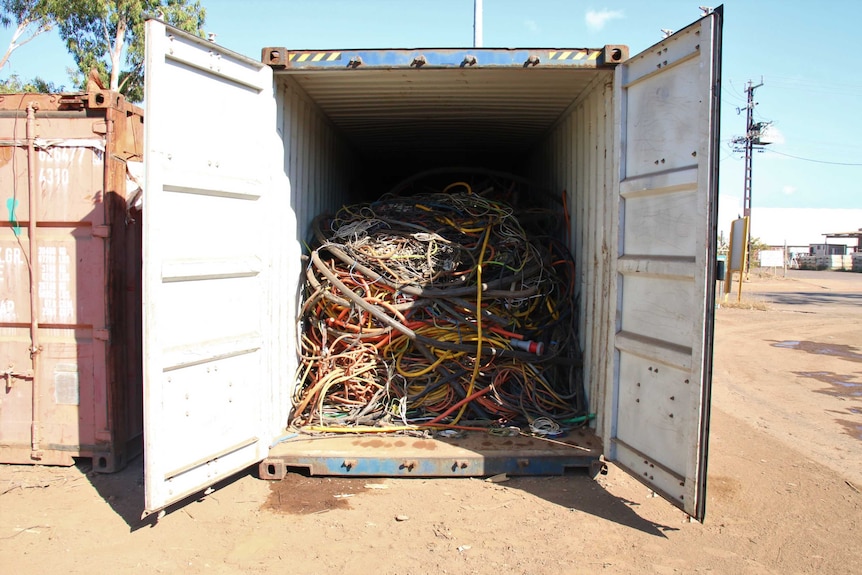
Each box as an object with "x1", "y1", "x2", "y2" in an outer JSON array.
[
  {"x1": 289, "y1": 52, "x2": 342, "y2": 63},
  {"x1": 546, "y1": 50, "x2": 601, "y2": 62}
]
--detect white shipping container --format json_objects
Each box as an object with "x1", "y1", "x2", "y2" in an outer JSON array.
[{"x1": 141, "y1": 7, "x2": 722, "y2": 521}]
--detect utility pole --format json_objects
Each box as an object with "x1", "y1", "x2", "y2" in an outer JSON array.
[
  {"x1": 732, "y1": 79, "x2": 770, "y2": 273},
  {"x1": 474, "y1": 0, "x2": 483, "y2": 47}
]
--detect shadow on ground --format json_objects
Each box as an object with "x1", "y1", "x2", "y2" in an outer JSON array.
[
  {"x1": 482, "y1": 472, "x2": 679, "y2": 538},
  {"x1": 82, "y1": 455, "x2": 255, "y2": 532},
  {"x1": 761, "y1": 291, "x2": 862, "y2": 307}
]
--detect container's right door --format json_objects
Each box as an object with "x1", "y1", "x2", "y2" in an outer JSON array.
[{"x1": 607, "y1": 7, "x2": 722, "y2": 521}]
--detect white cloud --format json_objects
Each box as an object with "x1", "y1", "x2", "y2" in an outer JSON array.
[
  {"x1": 524, "y1": 19, "x2": 539, "y2": 33},
  {"x1": 585, "y1": 9, "x2": 624, "y2": 31},
  {"x1": 782, "y1": 185, "x2": 796, "y2": 195}
]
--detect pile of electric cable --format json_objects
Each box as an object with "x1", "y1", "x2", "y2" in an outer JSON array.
[{"x1": 295, "y1": 179, "x2": 587, "y2": 435}]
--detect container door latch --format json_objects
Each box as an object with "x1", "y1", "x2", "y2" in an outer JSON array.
[{"x1": 3, "y1": 368, "x2": 34, "y2": 391}]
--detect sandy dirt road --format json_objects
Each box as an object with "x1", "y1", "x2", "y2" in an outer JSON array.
[{"x1": 1, "y1": 270, "x2": 860, "y2": 574}]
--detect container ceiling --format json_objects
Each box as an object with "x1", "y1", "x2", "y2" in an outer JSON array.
[{"x1": 277, "y1": 67, "x2": 607, "y2": 160}]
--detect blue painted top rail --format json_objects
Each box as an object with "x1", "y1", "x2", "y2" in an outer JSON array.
[{"x1": 262, "y1": 46, "x2": 627, "y2": 70}]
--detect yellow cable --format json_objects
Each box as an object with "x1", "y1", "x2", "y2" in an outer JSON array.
[
  {"x1": 303, "y1": 425, "x2": 419, "y2": 434},
  {"x1": 396, "y1": 350, "x2": 452, "y2": 378},
  {"x1": 442, "y1": 181, "x2": 473, "y2": 195},
  {"x1": 452, "y1": 224, "x2": 493, "y2": 425}
]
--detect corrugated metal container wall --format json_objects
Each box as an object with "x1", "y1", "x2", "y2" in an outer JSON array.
[
  {"x1": 528, "y1": 78, "x2": 615, "y2": 421},
  {"x1": 278, "y1": 77, "x2": 358, "y2": 418},
  {"x1": 0, "y1": 92, "x2": 143, "y2": 471},
  {"x1": 280, "y1": 76, "x2": 355, "y2": 249}
]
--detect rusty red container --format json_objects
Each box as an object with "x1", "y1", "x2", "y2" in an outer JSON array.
[{"x1": 0, "y1": 91, "x2": 143, "y2": 471}]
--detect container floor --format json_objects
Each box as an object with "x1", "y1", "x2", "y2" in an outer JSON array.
[{"x1": 259, "y1": 426, "x2": 603, "y2": 480}]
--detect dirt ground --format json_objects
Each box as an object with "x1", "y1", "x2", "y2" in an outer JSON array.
[{"x1": 1, "y1": 269, "x2": 860, "y2": 575}]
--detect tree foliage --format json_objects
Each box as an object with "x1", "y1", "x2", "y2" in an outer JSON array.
[
  {"x1": 748, "y1": 236, "x2": 770, "y2": 251},
  {"x1": 0, "y1": 72, "x2": 63, "y2": 92},
  {"x1": 55, "y1": 0, "x2": 206, "y2": 102},
  {"x1": 2, "y1": 0, "x2": 206, "y2": 100}
]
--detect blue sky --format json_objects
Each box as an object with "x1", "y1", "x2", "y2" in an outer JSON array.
[{"x1": 3, "y1": 0, "x2": 862, "y2": 231}]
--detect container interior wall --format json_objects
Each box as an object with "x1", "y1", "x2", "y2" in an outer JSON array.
[
  {"x1": 276, "y1": 77, "x2": 359, "y2": 411},
  {"x1": 275, "y1": 68, "x2": 615, "y2": 431},
  {"x1": 527, "y1": 75, "x2": 615, "y2": 433}
]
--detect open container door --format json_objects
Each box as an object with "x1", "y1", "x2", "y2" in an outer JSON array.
[
  {"x1": 142, "y1": 21, "x2": 287, "y2": 516},
  {"x1": 606, "y1": 7, "x2": 722, "y2": 521}
]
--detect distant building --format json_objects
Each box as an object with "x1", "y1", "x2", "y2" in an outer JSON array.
[
  {"x1": 823, "y1": 229, "x2": 862, "y2": 253},
  {"x1": 809, "y1": 243, "x2": 847, "y2": 256},
  {"x1": 717, "y1": 202, "x2": 862, "y2": 248}
]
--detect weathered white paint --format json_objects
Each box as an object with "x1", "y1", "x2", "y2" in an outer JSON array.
[
  {"x1": 605, "y1": 11, "x2": 720, "y2": 520},
  {"x1": 143, "y1": 21, "x2": 286, "y2": 515}
]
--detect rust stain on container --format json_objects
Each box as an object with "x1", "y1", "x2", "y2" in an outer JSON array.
[
  {"x1": 411, "y1": 440, "x2": 437, "y2": 451},
  {"x1": 353, "y1": 439, "x2": 385, "y2": 448}
]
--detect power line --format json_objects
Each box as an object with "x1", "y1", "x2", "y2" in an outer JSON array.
[
  {"x1": 762, "y1": 148, "x2": 862, "y2": 166},
  {"x1": 721, "y1": 85, "x2": 746, "y2": 104},
  {"x1": 767, "y1": 75, "x2": 862, "y2": 92},
  {"x1": 725, "y1": 79, "x2": 749, "y2": 101}
]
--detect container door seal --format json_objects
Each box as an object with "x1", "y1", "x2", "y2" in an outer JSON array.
[
  {"x1": 142, "y1": 20, "x2": 283, "y2": 516},
  {"x1": 607, "y1": 7, "x2": 722, "y2": 521}
]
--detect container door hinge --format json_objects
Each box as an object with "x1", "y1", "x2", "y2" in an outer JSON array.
[
  {"x1": 94, "y1": 328, "x2": 111, "y2": 341},
  {"x1": 92, "y1": 225, "x2": 111, "y2": 238}
]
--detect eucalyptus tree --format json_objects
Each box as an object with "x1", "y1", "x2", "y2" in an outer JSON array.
[{"x1": 55, "y1": 0, "x2": 206, "y2": 101}]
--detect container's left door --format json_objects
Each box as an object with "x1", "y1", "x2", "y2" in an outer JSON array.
[{"x1": 142, "y1": 20, "x2": 282, "y2": 515}]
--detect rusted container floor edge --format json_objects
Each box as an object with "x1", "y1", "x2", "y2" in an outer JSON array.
[{"x1": 260, "y1": 428, "x2": 603, "y2": 480}]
